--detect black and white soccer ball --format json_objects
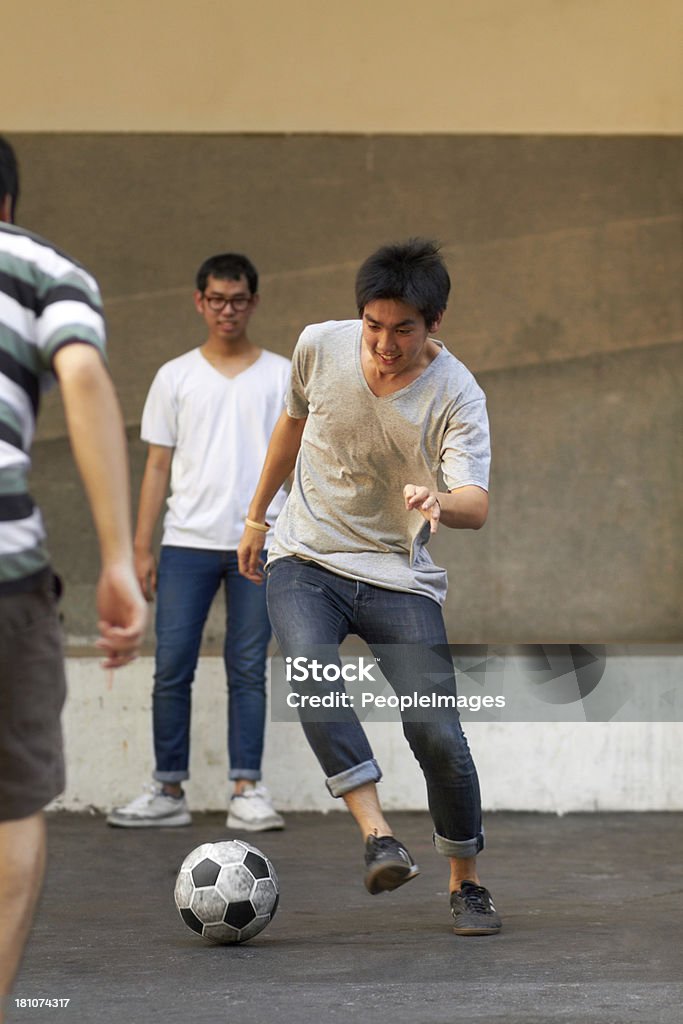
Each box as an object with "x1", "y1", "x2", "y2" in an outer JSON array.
[{"x1": 174, "y1": 840, "x2": 279, "y2": 944}]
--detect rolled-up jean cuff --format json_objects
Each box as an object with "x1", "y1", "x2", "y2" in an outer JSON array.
[
  {"x1": 326, "y1": 759, "x2": 382, "y2": 798},
  {"x1": 228, "y1": 769, "x2": 261, "y2": 782},
  {"x1": 154, "y1": 770, "x2": 189, "y2": 783},
  {"x1": 433, "y1": 830, "x2": 485, "y2": 858}
]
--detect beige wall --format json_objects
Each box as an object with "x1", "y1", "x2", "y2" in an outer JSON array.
[
  {"x1": 12, "y1": 132, "x2": 680, "y2": 644},
  {"x1": 55, "y1": 656, "x2": 683, "y2": 813},
  {"x1": 5, "y1": 4, "x2": 681, "y2": 817},
  {"x1": 4, "y1": 0, "x2": 682, "y2": 133},
  {"x1": 3, "y1": 1, "x2": 681, "y2": 644}
]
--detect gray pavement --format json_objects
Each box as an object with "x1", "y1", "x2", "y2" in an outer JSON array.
[{"x1": 10, "y1": 811, "x2": 683, "y2": 1024}]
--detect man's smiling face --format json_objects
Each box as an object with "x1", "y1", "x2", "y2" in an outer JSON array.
[{"x1": 361, "y1": 298, "x2": 441, "y2": 378}]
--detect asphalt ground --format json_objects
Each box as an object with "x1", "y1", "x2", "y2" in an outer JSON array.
[{"x1": 10, "y1": 811, "x2": 683, "y2": 1024}]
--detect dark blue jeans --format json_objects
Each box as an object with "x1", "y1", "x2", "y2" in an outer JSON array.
[
  {"x1": 266, "y1": 557, "x2": 483, "y2": 858},
  {"x1": 152, "y1": 546, "x2": 271, "y2": 783}
]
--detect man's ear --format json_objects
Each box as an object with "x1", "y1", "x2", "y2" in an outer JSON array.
[
  {"x1": 0, "y1": 194, "x2": 13, "y2": 223},
  {"x1": 428, "y1": 311, "x2": 444, "y2": 333}
]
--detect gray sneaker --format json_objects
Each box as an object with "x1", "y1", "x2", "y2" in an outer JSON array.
[
  {"x1": 106, "y1": 784, "x2": 191, "y2": 828},
  {"x1": 226, "y1": 785, "x2": 285, "y2": 832},
  {"x1": 450, "y1": 881, "x2": 502, "y2": 935},
  {"x1": 364, "y1": 835, "x2": 419, "y2": 894}
]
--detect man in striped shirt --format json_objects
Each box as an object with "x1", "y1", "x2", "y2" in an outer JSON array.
[{"x1": 0, "y1": 136, "x2": 147, "y2": 1015}]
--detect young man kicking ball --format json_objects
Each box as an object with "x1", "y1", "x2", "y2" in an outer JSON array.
[{"x1": 238, "y1": 238, "x2": 501, "y2": 935}]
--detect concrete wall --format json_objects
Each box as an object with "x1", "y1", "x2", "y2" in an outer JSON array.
[
  {"x1": 53, "y1": 655, "x2": 683, "y2": 814},
  {"x1": 14, "y1": 132, "x2": 681, "y2": 645},
  {"x1": 5, "y1": 1, "x2": 682, "y2": 810}
]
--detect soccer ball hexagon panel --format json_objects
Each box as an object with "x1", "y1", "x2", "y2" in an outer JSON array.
[{"x1": 174, "y1": 840, "x2": 279, "y2": 944}]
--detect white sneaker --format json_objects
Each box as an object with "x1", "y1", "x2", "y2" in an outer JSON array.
[
  {"x1": 106, "y1": 784, "x2": 192, "y2": 828},
  {"x1": 226, "y1": 785, "x2": 285, "y2": 832}
]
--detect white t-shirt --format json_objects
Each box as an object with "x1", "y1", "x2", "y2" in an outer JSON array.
[{"x1": 141, "y1": 347, "x2": 291, "y2": 550}]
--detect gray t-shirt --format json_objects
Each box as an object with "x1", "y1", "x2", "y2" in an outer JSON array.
[{"x1": 268, "y1": 320, "x2": 490, "y2": 605}]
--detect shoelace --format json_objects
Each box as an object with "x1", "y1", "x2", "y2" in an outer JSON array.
[
  {"x1": 236, "y1": 786, "x2": 267, "y2": 800},
  {"x1": 457, "y1": 884, "x2": 491, "y2": 913},
  {"x1": 123, "y1": 784, "x2": 160, "y2": 810},
  {"x1": 369, "y1": 836, "x2": 399, "y2": 851},
  {"x1": 140, "y1": 783, "x2": 160, "y2": 799}
]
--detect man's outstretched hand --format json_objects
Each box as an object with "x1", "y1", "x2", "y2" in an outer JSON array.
[{"x1": 403, "y1": 484, "x2": 441, "y2": 534}]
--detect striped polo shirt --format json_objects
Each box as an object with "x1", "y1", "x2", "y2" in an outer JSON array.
[{"x1": 0, "y1": 222, "x2": 106, "y2": 593}]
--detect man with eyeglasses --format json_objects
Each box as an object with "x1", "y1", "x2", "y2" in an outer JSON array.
[{"x1": 108, "y1": 254, "x2": 290, "y2": 831}]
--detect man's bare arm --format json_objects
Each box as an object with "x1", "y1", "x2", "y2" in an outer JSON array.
[
  {"x1": 133, "y1": 444, "x2": 173, "y2": 599},
  {"x1": 403, "y1": 484, "x2": 488, "y2": 534},
  {"x1": 238, "y1": 410, "x2": 307, "y2": 582}
]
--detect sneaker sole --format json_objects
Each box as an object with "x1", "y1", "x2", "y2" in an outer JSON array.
[
  {"x1": 365, "y1": 861, "x2": 420, "y2": 895},
  {"x1": 226, "y1": 814, "x2": 285, "y2": 832},
  {"x1": 452, "y1": 923, "x2": 502, "y2": 936},
  {"x1": 106, "y1": 812, "x2": 192, "y2": 828}
]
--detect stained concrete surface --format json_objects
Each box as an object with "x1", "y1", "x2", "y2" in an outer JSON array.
[
  {"x1": 11, "y1": 811, "x2": 683, "y2": 1023},
  {"x1": 7, "y1": 132, "x2": 681, "y2": 643}
]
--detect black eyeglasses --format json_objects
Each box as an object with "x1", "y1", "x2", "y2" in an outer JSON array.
[{"x1": 202, "y1": 293, "x2": 253, "y2": 312}]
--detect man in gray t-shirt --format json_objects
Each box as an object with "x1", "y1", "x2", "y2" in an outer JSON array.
[{"x1": 238, "y1": 239, "x2": 501, "y2": 936}]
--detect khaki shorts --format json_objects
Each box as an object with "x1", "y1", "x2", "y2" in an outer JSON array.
[{"x1": 0, "y1": 573, "x2": 66, "y2": 821}]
